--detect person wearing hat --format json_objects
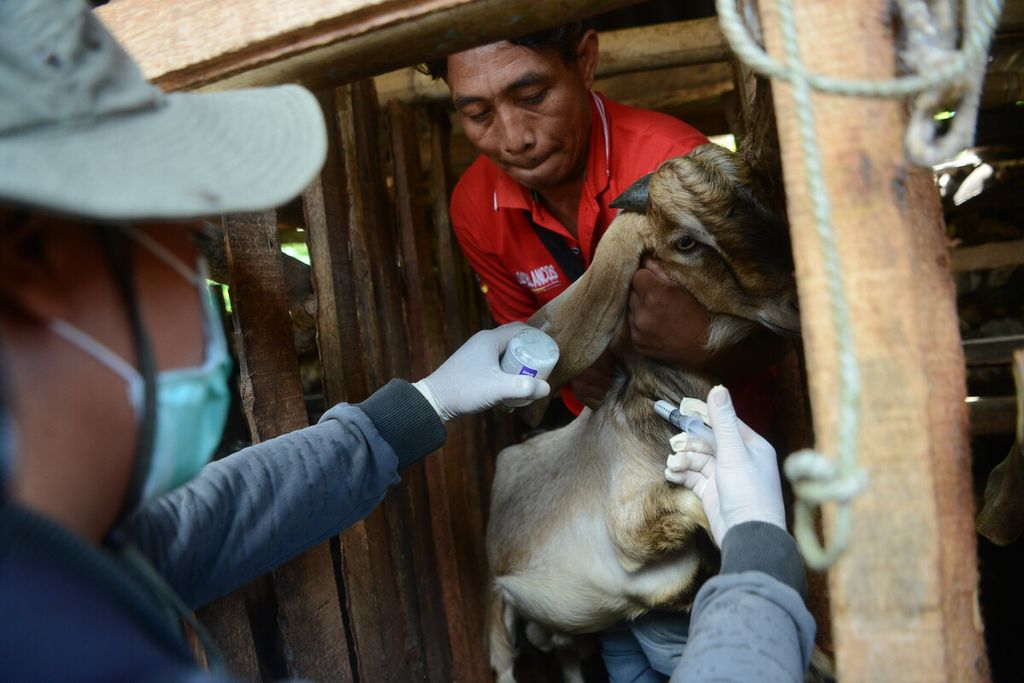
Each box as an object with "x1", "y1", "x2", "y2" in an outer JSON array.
[
  {"x1": 0, "y1": 3, "x2": 814, "y2": 682},
  {"x1": 0, "y1": 2, "x2": 549, "y2": 680}
]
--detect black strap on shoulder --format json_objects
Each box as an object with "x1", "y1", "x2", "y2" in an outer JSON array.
[{"x1": 524, "y1": 211, "x2": 586, "y2": 283}]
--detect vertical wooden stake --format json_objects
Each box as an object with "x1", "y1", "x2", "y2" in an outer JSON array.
[
  {"x1": 757, "y1": 1, "x2": 988, "y2": 680},
  {"x1": 390, "y1": 98, "x2": 492, "y2": 683},
  {"x1": 222, "y1": 210, "x2": 353, "y2": 682}
]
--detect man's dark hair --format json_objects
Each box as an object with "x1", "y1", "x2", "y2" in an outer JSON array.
[{"x1": 419, "y1": 21, "x2": 587, "y2": 82}]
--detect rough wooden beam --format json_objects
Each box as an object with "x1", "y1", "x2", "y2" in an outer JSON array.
[
  {"x1": 969, "y1": 396, "x2": 1019, "y2": 436},
  {"x1": 758, "y1": 1, "x2": 988, "y2": 680},
  {"x1": 96, "y1": 0, "x2": 649, "y2": 92},
  {"x1": 373, "y1": 17, "x2": 729, "y2": 103},
  {"x1": 302, "y1": 83, "x2": 415, "y2": 680},
  {"x1": 963, "y1": 335, "x2": 1024, "y2": 367},
  {"x1": 950, "y1": 238, "x2": 1024, "y2": 273},
  {"x1": 390, "y1": 99, "x2": 491, "y2": 683},
  {"x1": 221, "y1": 211, "x2": 353, "y2": 681}
]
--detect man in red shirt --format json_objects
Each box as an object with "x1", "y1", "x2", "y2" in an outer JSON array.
[
  {"x1": 425, "y1": 22, "x2": 785, "y2": 421},
  {"x1": 423, "y1": 22, "x2": 790, "y2": 680}
]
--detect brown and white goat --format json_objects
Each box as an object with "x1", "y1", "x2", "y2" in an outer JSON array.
[{"x1": 485, "y1": 143, "x2": 800, "y2": 681}]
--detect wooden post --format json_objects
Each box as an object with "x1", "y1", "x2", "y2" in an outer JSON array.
[
  {"x1": 728, "y1": 17, "x2": 836, "y2": 656},
  {"x1": 302, "y1": 84, "x2": 424, "y2": 681},
  {"x1": 196, "y1": 593, "x2": 260, "y2": 681},
  {"x1": 220, "y1": 211, "x2": 353, "y2": 681},
  {"x1": 757, "y1": 2, "x2": 988, "y2": 680},
  {"x1": 389, "y1": 99, "x2": 492, "y2": 683},
  {"x1": 97, "y1": 0, "x2": 650, "y2": 92}
]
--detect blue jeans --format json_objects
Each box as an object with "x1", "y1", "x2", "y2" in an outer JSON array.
[{"x1": 600, "y1": 611, "x2": 691, "y2": 683}]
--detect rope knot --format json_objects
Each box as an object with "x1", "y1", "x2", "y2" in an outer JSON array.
[{"x1": 784, "y1": 449, "x2": 869, "y2": 505}]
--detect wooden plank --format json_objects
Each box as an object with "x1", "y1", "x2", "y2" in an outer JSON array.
[
  {"x1": 757, "y1": 1, "x2": 988, "y2": 680},
  {"x1": 352, "y1": 83, "x2": 450, "y2": 682},
  {"x1": 729, "y1": 34, "x2": 833, "y2": 657},
  {"x1": 426, "y1": 105, "x2": 492, "y2": 586},
  {"x1": 950, "y1": 238, "x2": 1024, "y2": 273},
  {"x1": 221, "y1": 211, "x2": 353, "y2": 681},
  {"x1": 97, "y1": 0, "x2": 649, "y2": 92},
  {"x1": 196, "y1": 592, "x2": 260, "y2": 682},
  {"x1": 302, "y1": 84, "x2": 413, "y2": 681},
  {"x1": 373, "y1": 17, "x2": 729, "y2": 103},
  {"x1": 389, "y1": 99, "x2": 490, "y2": 683},
  {"x1": 963, "y1": 335, "x2": 1024, "y2": 367},
  {"x1": 969, "y1": 396, "x2": 1019, "y2": 436}
]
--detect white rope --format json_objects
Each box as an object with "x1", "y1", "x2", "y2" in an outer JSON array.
[
  {"x1": 718, "y1": 0, "x2": 1003, "y2": 166},
  {"x1": 715, "y1": 0, "x2": 1003, "y2": 569}
]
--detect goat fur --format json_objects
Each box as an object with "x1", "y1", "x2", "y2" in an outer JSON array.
[{"x1": 485, "y1": 144, "x2": 800, "y2": 680}]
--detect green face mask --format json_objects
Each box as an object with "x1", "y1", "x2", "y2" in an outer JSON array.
[{"x1": 48, "y1": 229, "x2": 233, "y2": 506}]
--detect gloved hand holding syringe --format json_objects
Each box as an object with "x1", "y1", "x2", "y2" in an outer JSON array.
[
  {"x1": 655, "y1": 386, "x2": 787, "y2": 547},
  {"x1": 653, "y1": 399, "x2": 715, "y2": 446}
]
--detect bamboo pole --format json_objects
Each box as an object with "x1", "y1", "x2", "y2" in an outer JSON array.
[{"x1": 757, "y1": 1, "x2": 989, "y2": 680}]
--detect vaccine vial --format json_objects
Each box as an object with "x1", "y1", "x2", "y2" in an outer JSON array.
[{"x1": 499, "y1": 328, "x2": 560, "y2": 408}]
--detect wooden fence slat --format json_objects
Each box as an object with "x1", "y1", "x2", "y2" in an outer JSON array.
[
  {"x1": 758, "y1": 2, "x2": 989, "y2": 680},
  {"x1": 426, "y1": 106, "x2": 493, "y2": 589},
  {"x1": 950, "y1": 238, "x2": 1024, "y2": 273},
  {"x1": 196, "y1": 592, "x2": 261, "y2": 681},
  {"x1": 221, "y1": 211, "x2": 353, "y2": 682},
  {"x1": 970, "y1": 397, "x2": 1019, "y2": 436},
  {"x1": 355, "y1": 80, "x2": 452, "y2": 682},
  {"x1": 390, "y1": 98, "x2": 491, "y2": 683},
  {"x1": 963, "y1": 335, "x2": 1024, "y2": 367},
  {"x1": 303, "y1": 85, "x2": 413, "y2": 682}
]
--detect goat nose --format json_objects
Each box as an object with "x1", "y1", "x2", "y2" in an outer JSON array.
[{"x1": 610, "y1": 173, "x2": 651, "y2": 213}]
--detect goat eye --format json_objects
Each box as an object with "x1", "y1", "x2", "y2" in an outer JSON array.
[{"x1": 674, "y1": 236, "x2": 697, "y2": 252}]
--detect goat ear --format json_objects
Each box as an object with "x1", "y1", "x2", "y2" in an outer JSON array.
[{"x1": 518, "y1": 212, "x2": 651, "y2": 427}]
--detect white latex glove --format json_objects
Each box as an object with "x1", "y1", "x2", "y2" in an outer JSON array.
[
  {"x1": 413, "y1": 322, "x2": 551, "y2": 422},
  {"x1": 668, "y1": 385, "x2": 786, "y2": 547}
]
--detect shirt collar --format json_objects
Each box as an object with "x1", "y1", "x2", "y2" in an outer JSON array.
[{"x1": 492, "y1": 91, "x2": 612, "y2": 212}]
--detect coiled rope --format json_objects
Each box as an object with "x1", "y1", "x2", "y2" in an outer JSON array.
[{"x1": 715, "y1": 0, "x2": 1003, "y2": 569}]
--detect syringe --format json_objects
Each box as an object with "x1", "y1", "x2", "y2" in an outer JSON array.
[{"x1": 653, "y1": 400, "x2": 716, "y2": 446}]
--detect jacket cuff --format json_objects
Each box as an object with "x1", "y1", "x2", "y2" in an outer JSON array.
[
  {"x1": 720, "y1": 521, "x2": 807, "y2": 599},
  {"x1": 355, "y1": 379, "x2": 447, "y2": 468}
]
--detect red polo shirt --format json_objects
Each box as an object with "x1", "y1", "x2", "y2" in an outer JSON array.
[
  {"x1": 450, "y1": 93, "x2": 707, "y2": 326},
  {"x1": 450, "y1": 93, "x2": 708, "y2": 415}
]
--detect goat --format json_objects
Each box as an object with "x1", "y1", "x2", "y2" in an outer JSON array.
[{"x1": 485, "y1": 143, "x2": 800, "y2": 682}]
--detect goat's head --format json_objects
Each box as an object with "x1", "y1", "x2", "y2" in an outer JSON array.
[
  {"x1": 525, "y1": 143, "x2": 799, "y2": 418},
  {"x1": 615, "y1": 145, "x2": 799, "y2": 343}
]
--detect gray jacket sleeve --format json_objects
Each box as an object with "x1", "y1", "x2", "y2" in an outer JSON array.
[
  {"x1": 670, "y1": 522, "x2": 817, "y2": 683},
  {"x1": 120, "y1": 379, "x2": 446, "y2": 608}
]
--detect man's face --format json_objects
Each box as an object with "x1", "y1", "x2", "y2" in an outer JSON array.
[
  {"x1": 447, "y1": 36, "x2": 596, "y2": 192},
  {"x1": 0, "y1": 213, "x2": 207, "y2": 538}
]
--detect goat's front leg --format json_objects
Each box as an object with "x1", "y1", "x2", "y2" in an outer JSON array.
[{"x1": 607, "y1": 476, "x2": 709, "y2": 573}]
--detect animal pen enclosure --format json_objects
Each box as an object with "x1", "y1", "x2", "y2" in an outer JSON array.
[{"x1": 96, "y1": 0, "x2": 1024, "y2": 681}]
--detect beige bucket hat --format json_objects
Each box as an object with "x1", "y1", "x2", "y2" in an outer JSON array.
[{"x1": 0, "y1": 1, "x2": 327, "y2": 221}]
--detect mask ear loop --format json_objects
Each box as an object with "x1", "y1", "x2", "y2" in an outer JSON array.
[
  {"x1": 0, "y1": 350, "x2": 12, "y2": 502},
  {"x1": 94, "y1": 225, "x2": 158, "y2": 525}
]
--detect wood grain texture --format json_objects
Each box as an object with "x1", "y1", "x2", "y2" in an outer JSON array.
[
  {"x1": 950, "y1": 238, "x2": 1024, "y2": 273},
  {"x1": 302, "y1": 84, "x2": 413, "y2": 682},
  {"x1": 390, "y1": 99, "x2": 490, "y2": 683},
  {"x1": 196, "y1": 592, "x2": 261, "y2": 682},
  {"x1": 373, "y1": 17, "x2": 730, "y2": 103},
  {"x1": 758, "y1": 1, "x2": 989, "y2": 680},
  {"x1": 222, "y1": 211, "x2": 354, "y2": 682},
  {"x1": 97, "y1": 0, "x2": 648, "y2": 92}
]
